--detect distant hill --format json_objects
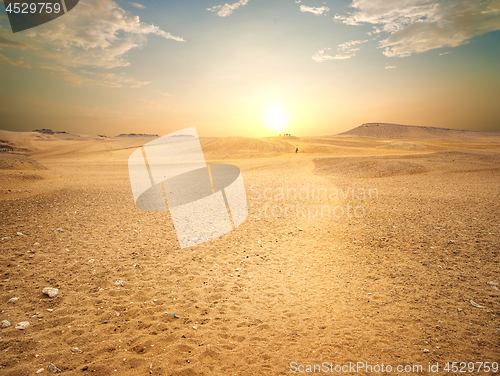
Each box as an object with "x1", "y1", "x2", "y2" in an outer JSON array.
[
  {"x1": 33, "y1": 129, "x2": 68, "y2": 134},
  {"x1": 338, "y1": 123, "x2": 500, "y2": 140},
  {"x1": 116, "y1": 133, "x2": 158, "y2": 137}
]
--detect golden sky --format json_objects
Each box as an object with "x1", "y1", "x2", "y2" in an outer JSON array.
[{"x1": 0, "y1": 0, "x2": 499, "y2": 137}]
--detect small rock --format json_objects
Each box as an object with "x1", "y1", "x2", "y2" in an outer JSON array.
[
  {"x1": 8, "y1": 297, "x2": 19, "y2": 303},
  {"x1": 114, "y1": 280, "x2": 124, "y2": 287},
  {"x1": 47, "y1": 309, "x2": 53, "y2": 312},
  {"x1": 15, "y1": 321, "x2": 30, "y2": 330},
  {"x1": 470, "y1": 299, "x2": 485, "y2": 309},
  {"x1": 16, "y1": 232, "x2": 26, "y2": 236},
  {"x1": 42, "y1": 287, "x2": 59, "y2": 298},
  {"x1": 298, "y1": 228, "x2": 303, "y2": 231},
  {"x1": 82, "y1": 366, "x2": 88, "y2": 371},
  {"x1": 47, "y1": 363, "x2": 61, "y2": 373},
  {"x1": 36, "y1": 368, "x2": 44, "y2": 374},
  {"x1": 1, "y1": 320, "x2": 11, "y2": 328},
  {"x1": 423, "y1": 349, "x2": 430, "y2": 353},
  {"x1": 54, "y1": 228, "x2": 63, "y2": 232},
  {"x1": 193, "y1": 326, "x2": 197, "y2": 329},
  {"x1": 173, "y1": 313, "x2": 179, "y2": 318}
]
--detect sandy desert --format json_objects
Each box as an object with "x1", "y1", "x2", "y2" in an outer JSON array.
[{"x1": 0, "y1": 123, "x2": 499, "y2": 375}]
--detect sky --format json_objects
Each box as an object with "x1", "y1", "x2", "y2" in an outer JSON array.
[{"x1": 0, "y1": 0, "x2": 499, "y2": 137}]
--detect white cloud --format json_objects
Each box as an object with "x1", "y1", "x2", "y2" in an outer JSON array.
[
  {"x1": 38, "y1": 64, "x2": 151, "y2": 88},
  {"x1": 385, "y1": 64, "x2": 396, "y2": 69},
  {"x1": 295, "y1": 0, "x2": 302, "y2": 3},
  {"x1": 0, "y1": 53, "x2": 31, "y2": 68},
  {"x1": 312, "y1": 48, "x2": 338, "y2": 62},
  {"x1": 129, "y1": 2, "x2": 146, "y2": 9},
  {"x1": 335, "y1": 0, "x2": 500, "y2": 57},
  {"x1": 312, "y1": 40, "x2": 368, "y2": 62},
  {"x1": 207, "y1": 0, "x2": 250, "y2": 17},
  {"x1": 19, "y1": 0, "x2": 184, "y2": 69},
  {"x1": 0, "y1": 35, "x2": 32, "y2": 50},
  {"x1": 300, "y1": 5, "x2": 330, "y2": 16},
  {"x1": 155, "y1": 91, "x2": 174, "y2": 97}
]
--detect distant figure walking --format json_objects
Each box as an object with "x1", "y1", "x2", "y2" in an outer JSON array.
[{"x1": 295, "y1": 147, "x2": 298, "y2": 153}]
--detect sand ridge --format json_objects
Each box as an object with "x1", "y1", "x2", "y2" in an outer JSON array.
[{"x1": 339, "y1": 123, "x2": 500, "y2": 141}]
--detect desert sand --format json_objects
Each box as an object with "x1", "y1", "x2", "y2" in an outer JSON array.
[{"x1": 0, "y1": 124, "x2": 499, "y2": 375}]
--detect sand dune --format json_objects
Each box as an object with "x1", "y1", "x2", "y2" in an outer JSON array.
[
  {"x1": 315, "y1": 151, "x2": 500, "y2": 179},
  {"x1": 339, "y1": 123, "x2": 500, "y2": 141},
  {"x1": 201, "y1": 137, "x2": 296, "y2": 159},
  {"x1": 1, "y1": 127, "x2": 499, "y2": 375},
  {"x1": 376, "y1": 142, "x2": 427, "y2": 150}
]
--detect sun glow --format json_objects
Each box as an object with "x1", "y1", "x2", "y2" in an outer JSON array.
[{"x1": 266, "y1": 105, "x2": 287, "y2": 133}]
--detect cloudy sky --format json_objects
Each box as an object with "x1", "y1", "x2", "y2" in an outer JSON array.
[{"x1": 0, "y1": 0, "x2": 499, "y2": 136}]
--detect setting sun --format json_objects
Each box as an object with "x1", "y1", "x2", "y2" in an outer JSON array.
[{"x1": 266, "y1": 105, "x2": 287, "y2": 133}]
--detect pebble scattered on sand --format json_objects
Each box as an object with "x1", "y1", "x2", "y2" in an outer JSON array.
[
  {"x1": 15, "y1": 321, "x2": 30, "y2": 330},
  {"x1": 423, "y1": 349, "x2": 430, "y2": 353},
  {"x1": 470, "y1": 300, "x2": 485, "y2": 309},
  {"x1": 8, "y1": 297, "x2": 19, "y2": 303},
  {"x1": 47, "y1": 363, "x2": 61, "y2": 373},
  {"x1": 114, "y1": 280, "x2": 124, "y2": 287},
  {"x1": 16, "y1": 232, "x2": 26, "y2": 236},
  {"x1": 36, "y1": 368, "x2": 44, "y2": 374},
  {"x1": 54, "y1": 228, "x2": 64, "y2": 232},
  {"x1": 1, "y1": 320, "x2": 11, "y2": 328},
  {"x1": 42, "y1": 287, "x2": 59, "y2": 298}
]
